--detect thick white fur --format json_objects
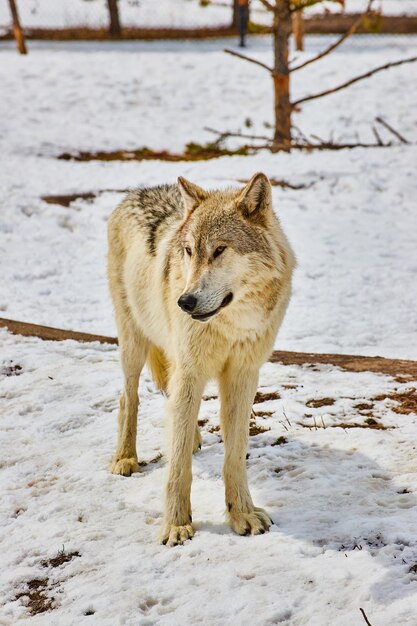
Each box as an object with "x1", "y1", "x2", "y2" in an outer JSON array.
[{"x1": 107, "y1": 173, "x2": 295, "y2": 546}]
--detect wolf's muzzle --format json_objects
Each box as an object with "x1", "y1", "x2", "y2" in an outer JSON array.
[{"x1": 178, "y1": 292, "x2": 233, "y2": 322}]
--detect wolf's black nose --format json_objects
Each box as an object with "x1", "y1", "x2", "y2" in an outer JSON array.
[{"x1": 178, "y1": 294, "x2": 197, "y2": 313}]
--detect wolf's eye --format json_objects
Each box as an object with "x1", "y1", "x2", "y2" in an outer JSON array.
[
  {"x1": 185, "y1": 247, "x2": 192, "y2": 256},
  {"x1": 213, "y1": 246, "x2": 226, "y2": 259}
]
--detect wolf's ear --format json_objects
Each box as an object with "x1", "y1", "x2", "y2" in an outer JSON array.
[
  {"x1": 236, "y1": 173, "x2": 272, "y2": 222},
  {"x1": 178, "y1": 177, "x2": 207, "y2": 217}
]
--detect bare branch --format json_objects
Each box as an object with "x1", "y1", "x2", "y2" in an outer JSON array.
[
  {"x1": 293, "y1": 56, "x2": 417, "y2": 106},
  {"x1": 290, "y1": 0, "x2": 331, "y2": 13},
  {"x1": 359, "y1": 608, "x2": 373, "y2": 626},
  {"x1": 258, "y1": 0, "x2": 275, "y2": 12},
  {"x1": 204, "y1": 126, "x2": 273, "y2": 142},
  {"x1": 224, "y1": 48, "x2": 273, "y2": 73},
  {"x1": 371, "y1": 125, "x2": 384, "y2": 146},
  {"x1": 204, "y1": 126, "x2": 395, "y2": 151},
  {"x1": 290, "y1": 0, "x2": 374, "y2": 72},
  {"x1": 375, "y1": 116, "x2": 409, "y2": 144}
]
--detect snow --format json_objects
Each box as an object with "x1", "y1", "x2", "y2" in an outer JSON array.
[
  {"x1": 1, "y1": 331, "x2": 417, "y2": 625},
  {"x1": 1, "y1": 0, "x2": 417, "y2": 31},
  {"x1": 1, "y1": 29, "x2": 417, "y2": 626}
]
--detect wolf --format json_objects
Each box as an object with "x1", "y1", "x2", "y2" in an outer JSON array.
[{"x1": 107, "y1": 173, "x2": 295, "y2": 546}]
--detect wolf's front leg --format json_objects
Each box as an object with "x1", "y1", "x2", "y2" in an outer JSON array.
[
  {"x1": 161, "y1": 370, "x2": 204, "y2": 546},
  {"x1": 220, "y1": 363, "x2": 272, "y2": 536}
]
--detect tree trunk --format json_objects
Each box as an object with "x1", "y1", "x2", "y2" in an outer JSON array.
[
  {"x1": 293, "y1": 9, "x2": 304, "y2": 51},
  {"x1": 107, "y1": 0, "x2": 121, "y2": 38},
  {"x1": 8, "y1": 0, "x2": 27, "y2": 55},
  {"x1": 272, "y1": 0, "x2": 292, "y2": 150},
  {"x1": 232, "y1": 0, "x2": 239, "y2": 28},
  {"x1": 232, "y1": 0, "x2": 250, "y2": 27}
]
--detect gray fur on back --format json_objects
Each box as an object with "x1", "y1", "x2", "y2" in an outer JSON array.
[{"x1": 123, "y1": 184, "x2": 183, "y2": 255}]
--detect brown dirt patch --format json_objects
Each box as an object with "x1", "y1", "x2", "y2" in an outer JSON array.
[
  {"x1": 202, "y1": 395, "x2": 217, "y2": 401},
  {"x1": 254, "y1": 390, "x2": 281, "y2": 403},
  {"x1": 138, "y1": 453, "x2": 163, "y2": 467},
  {"x1": 42, "y1": 192, "x2": 97, "y2": 207},
  {"x1": 15, "y1": 578, "x2": 54, "y2": 615},
  {"x1": 249, "y1": 421, "x2": 270, "y2": 436},
  {"x1": 2, "y1": 317, "x2": 416, "y2": 380},
  {"x1": 208, "y1": 424, "x2": 221, "y2": 433},
  {"x1": 354, "y1": 402, "x2": 374, "y2": 411},
  {"x1": 271, "y1": 436, "x2": 288, "y2": 446},
  {"x1": 270, "y1": 350, "x2": 417, "y2": 379},
  {"x1": 372, "y1": 388, "x2": 417, "y2": 415},
  {"x1": 306, "y1": 397, "x2": 335, "y2": 408},
  {"x1": 253, "y1": 410, "x2": 274, "y2": 418},
  {"x1": 42, "y1": 549, "x2": 80, "y2": 569},
  {"x1": 57, "y1": 143, "x2": 251, "y2": 163},
  {"x1": 198, "y1": 418, "x2": 208, "y2": 427}
]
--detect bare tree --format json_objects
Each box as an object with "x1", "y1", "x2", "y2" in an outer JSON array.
[
  {"x1": 107, "y1": 0, "x2": 121, "y2": 37},
  {"x1": 8, "y1": 0, "x2": 27, "y2": 55},
  {"x1": 224, "y1": 0, "x2": 417, "y2": 151}
]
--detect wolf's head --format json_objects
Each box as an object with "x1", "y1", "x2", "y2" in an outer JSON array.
[{"x1": 176, "y1": 173, "x2": 288, "y2": 325}]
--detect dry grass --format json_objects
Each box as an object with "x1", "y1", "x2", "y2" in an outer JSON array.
[
  {"x1": 42, "y1": 192, "x2": 97, "y2": 207},
  {"x1": 271, "y1": 436, "x2": 288, "y2": 446},
  {"x1": 254, "y1": 390, "x2": 281, "y2": 403},
  {"x1": 15, "y1": 578, "x2": 54, "y2": 615},
  {"x1": 253, "y1": 410, "x2": 274, "y2": 418},
  {"x1": 138, "y1": 453, "x2": 163, "y2": 467},
  {"x1": 57, "y1": 143, "x2": 252, "y2": 163},
  {"x1": 249, "y1": 421, "x2": 271, "y2": 436},
  {"x1": 41, "y1": 548, "x2": 80, "y2": 569},
  {"x1": 306, "y1": 397, "x2": 335, "y2": 408},
  {"x1": 354, "y1": 402, "x2": 374, "y2": 411},
  {"x1": 373, "y1": 388, "x2": 417, "y2": 415}
]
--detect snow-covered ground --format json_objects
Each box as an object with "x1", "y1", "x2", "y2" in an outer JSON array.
[
  {"x1": 0, "y1": 0, "x2": 417, "y2": 31},
  {"x1": 0, "y1": 35, "x2": 416, "y2": 358},
  {"x1": 1, "y1": 331, "x2": 417, "y2": 625},
  {"x1": 1, "y1": 32, "x2": 417, "y2": 626}
]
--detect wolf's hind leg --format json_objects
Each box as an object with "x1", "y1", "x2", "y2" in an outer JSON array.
[
  {"x1": 219, "y1": 363, "x2": 272, "y2": 536},
  {"x1": 111, "y1": 316, "x2": 149, "y2": 477},
  {"x1": 193, "y1": 424, "x2": 202, "y2": 454}
]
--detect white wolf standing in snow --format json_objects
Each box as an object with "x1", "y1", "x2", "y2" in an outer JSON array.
[{"x1": 107, "y1": 173, "x2": 295, "y2": 546}]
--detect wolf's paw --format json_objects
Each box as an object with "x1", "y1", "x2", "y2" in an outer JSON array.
[
  {"x1": 110, "y1": 457, "x2": 139, "y2": 476},
  {"x1": 193, "y1": 427, "x2": 202, "y2": 454},
  {"x1": 228, "y1": 506, "x2": 272, "y2": 536},
  {"x1": 160, "y1": 522, "x2": 195, "y2": 547}
]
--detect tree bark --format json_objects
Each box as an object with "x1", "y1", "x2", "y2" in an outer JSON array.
[
  {"x1": 232, "y1": 0, "x2": 250, "y2": 29},
  {"x1": 107, "y1": 0, "x2": 121, "y2": 38},
  {"x1": 272, "y1": 0, "x2": 292, "y2": 150},
  {"x1": 232, "y1": 0, "x2": 239, "y2": 28},
  {"x1": 293, "y1": 9, "x2": 304, "y2": 51},
  {"x1": 8, "y1": 0, "x2": 27, "y2": 55}
]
